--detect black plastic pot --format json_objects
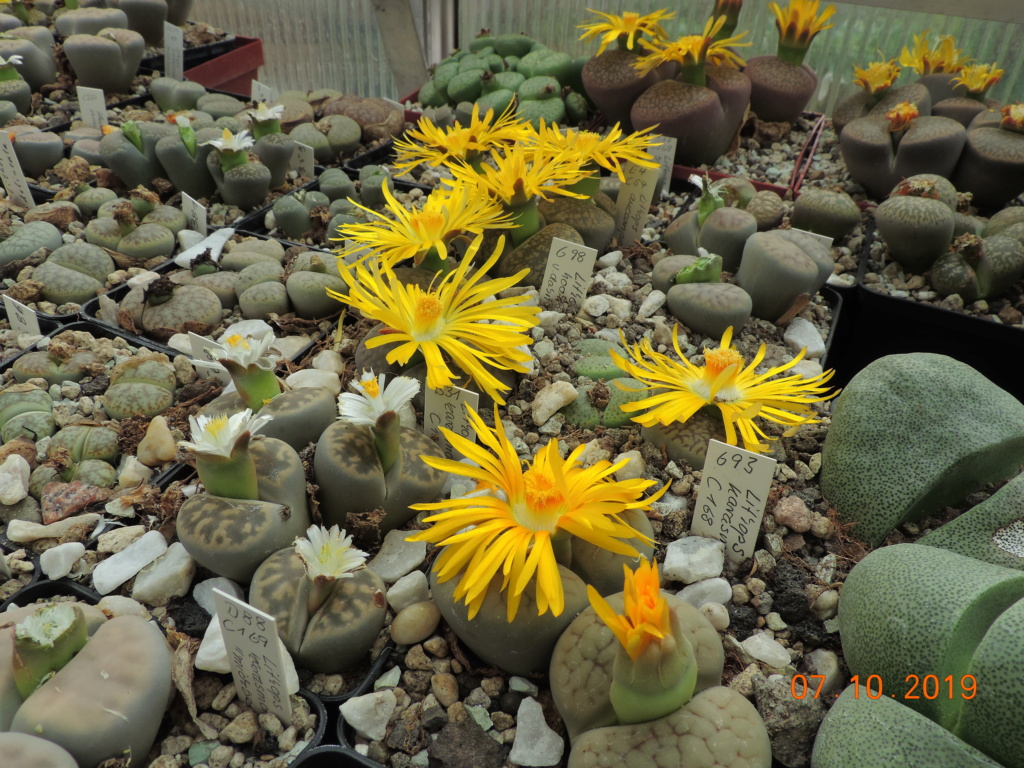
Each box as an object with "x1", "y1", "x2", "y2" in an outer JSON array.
[{"x1": 290, "y1": 744, "x2": 383, "y2": 767}]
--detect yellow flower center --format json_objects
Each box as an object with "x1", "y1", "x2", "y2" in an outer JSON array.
[
  {"x1": 621, "y1": 12, "x2": 640, "y2": 31},
  {"x1": 518, "y1": 465, "x2": 565, "y2": 530},
  {"x1": 886, "y1": 101, "x2": 920, "y2": 132},
  {"x1": 705, "y1": 346, "x2": 744, "y2": 378},
  {"x1": 411, "y1": 210, "x2": 445, "y2": 239},
  {"x1": 411, "y1": 293, "x2": 444, "y2": 339},
  {"x1": 225, "y1": 334, "x2": 249, "y2": 350},
  {"x1": 206, "y1": 415, "x2": 229, "y2": 438},
  {"x1": 362, "y1": 377, "x2": 381, "y2": 398}
]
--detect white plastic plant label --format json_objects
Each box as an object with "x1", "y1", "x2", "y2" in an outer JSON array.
[
  {"x1": 539, "y1": 236, "x2": 597, "y2": 311},
  {"x1": 77, "y1": 86, "x2": 108, "y2": 129},
  {"x1": 613, "y1": 160, "x2": 660, "y2": 248},
  {"x1": 163, "y1": 22, "x2": 184, "y2": 80},
  {"x1": 690, "y1": 439, "x2": 777, "y2": 562},
  {"x1": 788, "y1": 226, "x2": 835, "y2": 250},
  {"x1": 251, "y1": 80, "x2": 276, "y2": 104},
  {"x1": 0, "y1": 132, "x2": 32, "y2": 208},
  {"x1": 187, "y1": 332, "x2": 232, "y2": 384},
  {"x1": 173, "y1": 228, "x2": 234, "y2": 267},
  {"x1": 647, "y1": 134, "x2": 678, "y2": 197},
  {"x1": 2, "y1": 296, "x2": 41, "y2": 335},
  {"x1": 212, "y1": 589, "x2": 292, "y2": 723},
  {"x1": 182, "y1": 192, "x2": 208, "y2": 236},
  {"x1": 424, "y1": 385, "x2": 479, "y2": 461},
  {"x1": 288, "y1": 142, "x2": 315, "y2": 179}
]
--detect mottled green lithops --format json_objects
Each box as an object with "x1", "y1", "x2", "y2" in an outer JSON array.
[
  {"x1": 134, "y1": 281, "x2": 223, "y2": 340},
  {"x1": 0, "y1": 385, "x2": 55, "y2": 444},
  {"x1": 12, "y1": 349, "x2": 101, "y2": 386},
  {"x1": 667, "y1": 281, "x2": 752, "y2": 339},
  {"x1": 249, "y1": 526, "x2": 387, "y2": 673},
  {"x1": 32, "y1": 242, "x2": 115, "y2": 305},
  {"x1": 875, "y1": 194, "x2": 955, "y2": 273},
  {"x1": 203, "y1": 387, "x2": 337, "y2": 453},
  {"x1": 0, "y1": 221, "x2": 63, "y2": 268},
  {"x1": 102, "y1": 354, "x2": 177, "y2": 420},
  {"x1": 286, "y1": 268, "x2": 347, "y2": 319},
  {"x1": 560, "y1": 378, "x2": 648, "y2": 430},
  {"x1": 49, "y1": 425, "x2": 119, "y2": 465},
  {"x1": 820, "y1": 353, "x2": 1024, "y2": 546},
  {"x1": 790, "y1": 188, "x2": 861, "y2": 239},
  {"x1": 931, "y1": 234, "x2": 1024, "y2": 302}
]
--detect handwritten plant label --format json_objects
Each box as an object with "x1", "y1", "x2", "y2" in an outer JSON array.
[
  {"x1": 77, "y1": 86, "x2": 108, "y2": 129},
  {"x1": 788, "y1": 226, "x2": 835, "y2": 250},
  {"x1": 424, "y1": 385, "x2": 479, "y2": 461},
  {"x1": 613, "y1": 160, "x2": 660, "y2": 248},
  {"x1": 182, "y1": 192, "x2": 208, "y2": 235},
  {"x1": 647, "y1": 134, "x2": 678, "y2": 197},
  {"x1": 212, "y1": 589, "x2": 292, "y2": 723},
  {"x1": 186, "y1": 332, "x2": 232, "y2": 384},
  {"x1": 288, "y1": 142, "x2": 315, "y2": 178},
  {"x1": 2, "y1": 296, "x2": 41, "y2": 335},
  {"x1": 690, "y1": 439, "x2": 776, "y2": 562},
  {"x1": 0, "y1": 132, "x2": 32, "y2": 208},
  {"x1": 251, "y1": 80, "x2": 276, "y2": 104},
  {"x1": 163, "y1": 23, "x2": 184, "y2": 80},
  {"x1": 539, "y1": 237, "x2": 597, "y2": 311}
]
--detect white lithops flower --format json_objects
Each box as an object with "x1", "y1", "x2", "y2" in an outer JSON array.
[
  {"x1": 0, "y1": 55, "x2": 24, "y2": 68},
  {"x1": 205, "y1": 330, "x2": 278, "y2": 369},
  {"x1": 178, "y1": 409, "x2": 272, "y2": 457},
  {"x1": 248, "y1": 102, "x2": 284, "y2": 123},
  {"x1": 338, "y1": 369, "x2": 420, "y2": 428},
  {"x1": 201, "y1": 128, "x2": 255, "y2": 153},
  {"x1": 294, "y1": 525, "x2": 367, "y2": 582}
]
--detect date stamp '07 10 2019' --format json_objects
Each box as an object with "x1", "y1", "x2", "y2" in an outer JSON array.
[{"x1": 791, "y1": 673, "x2": 978, "y2": 701}]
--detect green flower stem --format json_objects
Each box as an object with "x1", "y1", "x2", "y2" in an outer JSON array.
[
  {"x1": 218, "y1": 149, "x2": 249, "y2": 173},
  {"x1": 0, "y1": 66, "x2": 21, "y2": 83},
  {"x1": 419, "y1": 245, "x2": 454, "y2": 276},
  {"x1": 507, "y1": 198, "x2": 541, "y2": 247},
  {"x1": 65, "y1": 0, "x2": 80, "y2": 8},
  {"x1": 609, "y1": 611, "x2": 698, "y2": 725},
  {"x1": 121, "y1": 122, "x2": 144, "y2": 153},
  {"x1": 551, "y1": 529, "x2": 573, "y2": 569},
  {"x1": 564, "y1": 163, "x2": 601, "y2": 199},
  {"x1": 677, "y1": 63, "x2": 708, "y2": 88},
  {"x1": 12, "y1": 603, "x2": 89, "y2": 700},
  {"x1": 373, "y1": 410, "x2": 402, "y2": 476},
  {"x1": 252, "y1": 120, "x2": 281, "y2": 141},
  {"x1": 11, "y1": 1, "x2": 29, "y2": 25},
  {"x1": 777, "y1": 44, "x2": 809, "y2": 66},
  {"x1": 196, "y1": 441, "x2": 260, "y2": 500},
  {"x1": 179, "y1": 122, "x2": 198, "y2": 160},
  {"x1": 221, "y1": 363, "x2": 282, "y2": 412}
]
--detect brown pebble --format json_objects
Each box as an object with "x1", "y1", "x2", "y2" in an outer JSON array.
[
  {"x1": 423, "y1": 636, "x2": 448, "y2": 657},
  {"x1": 431, "y1": 672, "x2": 459, "y2": 709},
  {"x1": 390, "y1": 600, "x2": 441, "y2": 645},
  {"x1": 404, "y1": 644, "x2": 434, "y2": 671}
]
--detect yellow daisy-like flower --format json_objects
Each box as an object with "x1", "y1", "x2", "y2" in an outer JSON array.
[
  {"x1": 587, "y1": 558, "x2": 669, "y2": 662},
  {"x1": 394, "y1": 102, "x2": 531, "y2": 173},
  {"x1": 447, "y1": 141, "x2": 593, "y2": 207},
  {"x1": 577, "y1": 8, "x2": 675, "y2": 55},
  {"x1": 885, "y1": 100, "x2": 920, "y2": 132},
  {"x1": 1002, "y1": 103, "x2": 1024, "y2": 133},
  {"x1": 853, "y1": 59, "x2": 901, "y2": 95},
  {"x1": 330, "y1": 235, "x2": 539, "y2": 405},
  {"x1": 333, "y1": 182, "x2": 514, "y2": 267},
  {"x1": 407, "y1": 405, "x2": 664, "y2": 621},
  {"x1": 532, "y1": 121, "x2": 660, "y2": 182},
  {"x1": 633, "y1": 16, "x2": 750, "y2": 76},
  {"x1": 953, "y1": 63, "x2": 1004, "y2": 95},
  {"x1": 769, "y1": 0, "x2": 835, "y2": 51},
  {"x1": 610, "y1": 326, "x2": 837, "y2": 454},
  {"x1": 898, "y1": 31, "x2": 970, "y2": 75}
]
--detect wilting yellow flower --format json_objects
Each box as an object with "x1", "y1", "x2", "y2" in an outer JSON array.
[
  {"x1": 1002, "y1": 103, "x2": 1024, "y2": 132},
  {"x1": 899, "y1": 31, "x2": 970, "y2": 75},
  {"x1": 533, "y1": 121, "x2": 660, "y2": 182},
  {"x1": 394, "y1": 102, "x2": 531, "y2": 172},
  {"x1": 577, "y1": 8, "x2": 675, "y2": 55},
  {"x1": 769, "y1": 0, "x2": 835, "y2": 50},
  {"x1": 633, "y1": 16, "x2": 750, "y2": 75},
  {"x1": 330, "y1": 235, "x2": 538, "y2": 404},
  {"x1": 447, "y1": 141, "x2": 593, "y2": 207},
  {"x1": 408, "y1": 406, "x2": 664, "y2": 621},
  {"x1": 885, "y1": 100, "x2": 920, "y2": 132},
  {"x1": 610, "y1": 326, "x2": 836, "y2": 453},
  {"x1": 953, "y1": 63, "x2": 1004, "y2": 95},
  {"x1": 853, "y1": 59, "x2": 901, "y2": 95},
  {"x1": 334, "y1": 182, "x2": 513, "y2": 266},
  {"x1": 588, "y1": 558, "x2": 669, "y2": 661}
]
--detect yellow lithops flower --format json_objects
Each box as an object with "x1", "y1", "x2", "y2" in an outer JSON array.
[
  {"x1": 588, "y1": 558, "x2": 669, "y2": 661},
  {"x1": 633, "y1": 16, "x2": 750, "y2": 75},
  {"x1": 334, "y1": 182, "x2": 514, "y2": 267},
  {"x1": 329, "y1": 235, "x2": 538, "y2": 405},
  {"x1": 899, "y1": 31, "x2": 970, "y2": 75},
  {"x1": 394, "y1": 102, "x2": 531, "y2": 172},
  {"x1": 885, "y1": 100, "x2": 920, "y2": 132},
  {"x1": 853, "y1": 59, "x2": 901, "y2": 95},
  {"x1": 610, "y1": 326, "x2": 836, "y2": 454},
  {"x1": 447, "y1": 141, "x2": 593, "y2": 207},
  {"x1": 407, "y1": 406, "x2": 664, "y2": 621},
  {"x1": 577, "y1": 8, "x2": 675, "y2": 54},
  {"x1": 769, "y1": 0, "x2": 835, "y2": 50},
  {"x1": 953, "y1": 63, "x2": 1004, "y2": 95},
  {"x1": 533, "y1": 121, "x2": 660, "y2": 182}
]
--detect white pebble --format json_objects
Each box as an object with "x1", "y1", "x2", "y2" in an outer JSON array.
[
  {"x1": 40, "y1": 542, "x2": 85, "y2": 579},
  {"x1": 742, "y1": 632, "x2": 792, "y2": 669},
  {"x1": 637, "y1": 289, "x2": 666, "y2": 320},
  {"x1": 387, "y1": 570, "x2": 429, "y2": 613},
  {"x1": 676, "y1": 577, "x2": 732, "y2": 608},
  {"x1": 92, "y1": 530, "x2": 168, "y2": 595},
  {"x1": 701, "y1": 602, "x2": 730, "y2": 631},
  {"x1": 531, "y1": 381, "x2": 578, "y2": 426},
  {"x1": 0, "y1": 454, "x2": 31, "y2": 506},
  {"x1": 783, "y1": 317, "x2": 826, "y2": 359},
  {"x1": 613, "y1": 450, "x2": 645, "y2": 481},
  {"x1": 311, "y1": 350, "x2": 345, "y2": 374},
  {"x1": 367, "y1": 530, "x2": 426, "y2": 583},
  {"x1": 664, "y1": 536, "x2": 725, "y2": 584}
]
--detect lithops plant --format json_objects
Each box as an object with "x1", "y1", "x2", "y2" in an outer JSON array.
[
  {"x1": 663, "y1": 251, "x2": 754, "y2": 338},
  {"x1": 0, "y1": 602, "x2": 172, "y2": 768},
  {"x1": 951, "y1": 104, "x2": 1024, "y2": 210},
  {"x1": 31, "y1": 242, "x2": 115, "y2": 306},
  {"x1": 100, "y1": 353, "x2": 177, "y2": 421},
  {"x1": 407, "y1": 404, "x2": 664, "y2": 675},
  {"x1": 203, "y1": 128, "x2": 272, "y2": 211},
  {"x1": 53, "y1": 6, "x2": 129, "y2": 36},
  {"x1": 735, "y1": 229, "x2": 832, "y2": 321},
  {"x1": 247, "y1": 102, "x2": 296, "y2": 187},
  {"x1": 11, "y1": 342, "x2": 101, "y2": 386},
  {"x1": 820, "y1": 353, "x2": 1024, "y2": 547},
  {"x1": 0, "y1": 53, "x2": 29, "y2": 114},
  {"x1": 149, "y1": 75, "x2": 207, "y2": 112},
  {"x1": 831, "y1": 58, "x2": 922, "y2": 137},
  {"x1": 874, "y1": 191, "x2": 955, "y2": 273},
  {"x1": 315, "y1": 372, "x2": 446, "y2": 535},
  {"x1": 176, "y1": 409, "x2": 312, "y2": 582},
  {"x1": 0, "y1": 385, "x2": 55, "y2": 444},
  {"x1": 933, "y1": 62, "x2": 1004, "y2": 127},
  {"x1": 99, "y1": 120, "x2": 178, "y2": 189},
  {"x1": 118, "y1": 276, "x2": 224, "y2": 341},
  {"x1": 154, "y1": 115, "x2": 216, "y2": 199},
  {"x1": 931, "y1": 233, "x2": 1024, "y2": 302},
  {"x1": 0, "y1": 27, "x2": 56, "y2": 92},
  {"x1": 249, "y1": 525, "x2": 387, "y2": 673},
  {"x1": 0, "y1": 220, "x2": 63, "y2": 269},
  {"x1": 746, "y1": 0, "x2": 835, "y2": 124},
  {"x1": 898, "y1": 31, "x2": 971, "y2": 107},
  {"x1": 63, "y1": 27, "x2": 144, "y2": 93},
  {"x1": 83, "y1": 198, "x2": 176, "y2": 264},
  {"x1": 550, "y1": 559, "x2": 771, "y2": 767},
  {"x1": 790, "y1": 188, "x2": 861, "y2": 239}
]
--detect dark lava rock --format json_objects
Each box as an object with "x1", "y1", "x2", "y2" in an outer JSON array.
[
  {"x1": 773, "y1": 559, "x2": 810, "y2": 623},
  {"x1": 498, "y1": 690, "x2": 527, "y2": 716},
  {"x1": 789, "y1": 619, "x2": 829, "y2": 648},
  {"x1": 428, "y1": 719, "x2": 507, "y2": 768},
  {"x1": 165, "y1": 596, "x2": 211, "y2": 638},
  {"x1": 727, "y1": 603, "x2": 758, "y2": 641},
  {"x1": 421, "y1": 705, "x2": 448, "y2": 733},
  {"x1": 754, "y1": 674, "x2": 825, "y2": 768},
  {"x1": 80, "y1": 374, "x2": 109, "y2": 397}
]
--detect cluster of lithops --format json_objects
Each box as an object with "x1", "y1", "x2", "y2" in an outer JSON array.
[{"x1": 419, "y1": 30, "x2": 590, "y2": 127}]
